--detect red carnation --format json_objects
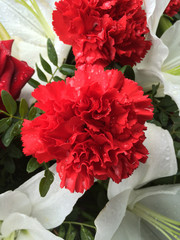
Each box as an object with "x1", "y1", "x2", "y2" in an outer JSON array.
[
  {"x1": 21, "y1": 65, "x2": 153, "y2": 193},
  {"x1": 0, "y1": 40, "x2": 34, "y2": 109},
  {"x1": 164, "y1": 0, "x2": 180, "y2": 17},
  {"x1": 52, "y1": 0, "x2": 151, "y2": 67}
]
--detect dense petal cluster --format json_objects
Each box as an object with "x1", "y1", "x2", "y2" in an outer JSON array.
[
  {"x1": 52, "y1": 0, "x2": 151, "y2": 67},
  {"x1": 21, "y1": 65, "x2": 153, "y2": 193},
  {"x1": 164, "y1": 0, "x2": 180, "y2": 16},
  {"x1": 0, "y1": 40, "x2": 34, "y2": 107}
]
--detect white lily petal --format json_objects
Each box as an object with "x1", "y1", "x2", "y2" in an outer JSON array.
[
  {"x1": 137, "y1": 185, "x2": 180, "y2": 221},
  {"x1": 18, "y1": 165, "x2": 83, "y2": 229},
  {"x1": 0, "y1": 0, "x2": 46, "y2": 45},
  {"x1": 128, "y1": 184, "x2": 179, "y2": 208},
  {"x1": 1, "y1": 213, "x2": 62, "y2": 240},
  {"x1": 144, "y1": 0, "x2": 170, "y2": 35},
  {"x1": 134, "y1": 36, "x2": 168, "y2": 91},
  {"x1": 112, "y1": 211, "x2": 141, "y2": 240},
  {"x1": 161, "y1": 21, "x2": 180, "y2": 70},
  {"x1": 162, "y1": 72, "x2": 180, "y2": 111},
  {"x1": 108, "y1": 123, "x2": 177, "y2": 199},
  {"x1": 94, "y1": 189, "x2": 131, "y2": 240},
  {"x1": 0, "y1": 191, "x2": 31, "y2": 221}
]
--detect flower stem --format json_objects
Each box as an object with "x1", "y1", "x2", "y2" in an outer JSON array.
[{"x1": 63, "y1": 221, "x2": 96, "y2": 230}]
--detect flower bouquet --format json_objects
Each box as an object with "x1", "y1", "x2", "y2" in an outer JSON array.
[{"x1": 0, "y1": 0, "x2": 180, "y2": 239}]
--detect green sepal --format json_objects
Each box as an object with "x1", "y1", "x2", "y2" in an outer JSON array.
[{"x1": 1, "y1": 90, "x2": 17, "y2": 115}]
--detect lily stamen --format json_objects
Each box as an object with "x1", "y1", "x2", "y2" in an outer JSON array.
[{"x1": 129, "y1": 203, "x2": 180, "y2": 240}]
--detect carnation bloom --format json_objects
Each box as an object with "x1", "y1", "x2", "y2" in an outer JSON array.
[
  {"x1": 164, "y1": 0, "x2": 180, "y2": 16},
  {"x1": 0, "y1": 165, "x2": 82, "y2": 239},
  {"x1": 53, "y1": 0, "x2": 151, "y2": 67},
  {"x1": 95, "y1": 123, "x2": 178, "y2": 240},
  {"x1": 21, "y1": 65, "x2": 153, "y2": 193},
  {"x1": 0, "y1": 39, "x2": 34, "y2": 108},
  {"x1": 0, "y1": 0, "x2": 71, "y2": 105}
]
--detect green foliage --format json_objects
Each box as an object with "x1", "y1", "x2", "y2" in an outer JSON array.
[
  {"x1": 39, "y1": 169, "x2": 54, "y2": 197},
  {"x1": 59, "y1": 64, "x2": 76, "y2": 77},
  {"x1": 47, "y1": 38, "x2": 58, "y2": 66},
  {"x1": 26, "y1": 157, "x2": 42, "y2": 173},
  {"x1": 40, "y1": 54, "x2": 52, "y2": 74},
  {"x1": 1, "y1": 90, "x2": 17, "y2": 115},
  {"x1": 80, "y1": 226, "x2": 94, "y2": 240},
  {"x1": 147, "y1": 84, "x2": 180, "y2": 185},
  {"x1": 19, "y1": 98, "x2": 28, "y2": 119},
  {"x1": 36, "y1": 63, "x2": 48, "y2": 82},
  {"x1": 28, "y1": 78, "x2": 40, "y2": 88},
  {"x1": 105, "y1": 62, "x2": 135, "y2": 80}
]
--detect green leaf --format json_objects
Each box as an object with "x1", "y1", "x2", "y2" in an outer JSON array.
[
  {"x1": 159, "y1": 111, "x2": 169, "y2": 127},
  {"x1": 8, "y1": 144, "x2": 23, "y2": 159},
  {"x1": 80, "y1": 226, "x2": 94, "y2": 240},
  {"x1": 19, "y1": 98, "x2": 28, "y2": 118},
  {"x1": 28, "y1": 78, "x2": 40, "y2": 88},
  {"x1": 36, "y1": 64, "x2": 48, "y2": 82},
  {"x1": 39, "y1": 169, "x2": 54, "y2": 197},
  {"x1": 26, "y1": 157, "x2": 42, "y2": 173},
  {"x1": 58, "y1": 225, "x2": 66, "y2": 238},
  {"x1": 151, "y1": 84, "x2": 160, "y2": 97},
  {"x1": 28, "y1": 107, "x2": 38, "y2": 120},
  {"x1": 11, "y1": 121, "x2": 22, "y2": 137},
  {"x1": 53, "y1": 76, "x2": 63, "y2": 82},
  {"x1": 1, "y1": 90, "x2": 17, "y2": 115},
  {"x1": 0, "y1": 118, "x2": 12, "y2": 133},
  {"x1": 47, "y1": 38, "x2": 58, "y2": 66},
  {"x1": 66, "y1": 224, "x2": 77, "y2": 240},
  {"x1": 156, "y1": 14, "x2": 173, "y2": 38},
  {"x1": 4, "y1": 157, "x2": 15, "y2": 174},
  {"x1": 59, "y1": 64, "x2": 76, "y2": 76},
  {"x1": 1, "y1": 123, "x2": 15, "y2": 147},
  {"x1": 40, "y1": 54, "x2": 52, "y2": 74},
  {"x1": 120, "y1": 65, "x2": 135, "y2": 80}
]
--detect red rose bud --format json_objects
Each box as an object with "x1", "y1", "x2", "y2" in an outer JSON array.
[
  {"x1": 21, "y1": 65, "x2": 153, "y2": 193},
  {"x1": 0, "y1": 40, "x2": 34, "y2": 109},
  {"x1": 53, "y1": 0, "x2": 151, "y2": 67},
  {"x1": 165, "y1": 0, "x2": 180, "y2": 17}
]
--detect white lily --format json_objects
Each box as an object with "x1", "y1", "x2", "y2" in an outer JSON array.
[
  {"x1": 0, "y1": 0, "x2": 71, "y2": 105},
  {"x1": 0, "y1": 165, "x2": 83, "y2": 240},
  {"x1": 95, "y1": 123, "x2": 178, "y2": 240},
  {"x1": 134, "y1": 0, "x2": 180, "y2": 111}
]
